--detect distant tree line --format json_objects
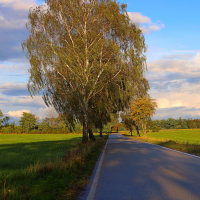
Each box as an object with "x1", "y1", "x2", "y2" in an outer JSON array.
[
  {"x1": 0, "y1": 110, "x2": 83, "y2": 134},
  {"x1": 0, "y1": 109, "x2": 120, "y2": 134},
  {"x1": 150, "y1": 118, "x2": 200, "y2": 131}
]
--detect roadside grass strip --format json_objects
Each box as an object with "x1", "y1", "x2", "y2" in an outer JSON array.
[
  {"x1": 122, "y1": 130, "x2": 200, "y2": 157},
  {"x1": 0, "y1": 134, "x2": 108, "y2": 200},
  {"x1": 87, "y1": 140, "x2": 108, "y2": 200}
]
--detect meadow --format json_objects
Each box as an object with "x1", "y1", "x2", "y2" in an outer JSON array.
[
  {"x1": 122, "y1": 129, "x2": 200, "y2": 156},
  {"x1": 0, "y1": 134, "x2": 107, "y2": 200}
]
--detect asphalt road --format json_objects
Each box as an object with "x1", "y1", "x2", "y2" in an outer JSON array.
[{"x1": 84, "y1": 133, "x2": 200, "y2": 200}]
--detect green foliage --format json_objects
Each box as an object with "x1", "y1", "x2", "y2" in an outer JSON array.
[
  {"x1": 102, "y1": 125, "x2": 111, "y2": 133},
  {"x1": 2, "y1": 116, "x2": 10, "y2": 126},
  {"x1": 38, "y1": 118, "x2": 50, "y2": 133},
  {"x1": 119, "y1": 126, "x2": 126, "y2": 131},
  {"x1": 22, "y1": 0, "x2": 148, "y2": 142},
  {"x1": 102, "y1": 114, "x2": 119, "y2": 133},
  {"x1": 0, "y1": 134, "x2": 107, "y2": 199},
  {"x1": 121, "y1": 110, "x2": 135, "y2": 133},
  {"x1": 0, "y1": 109, "x2": 3, "y2": 126},
  {"x1": 10, "y1": 121, "x2": 15, "y2": 128},
  {"x1": 151, "y1": 118, "x2": 200, "y2": 130},
  {"x1": 192, "y1": 123, "x2": 197, "y2": 129},
  {"x1": 151, "y1": 125, "x2": 160, "y2": 132},
  {"x1": 19, "y1": 112, "x2": 37, "y2": 133},
  {"x1": 175, "y1": 125, "x2": 182, "y2": 129},
  {"x1": 182, "y1": 124, "x2": 188, "y2": 129}
]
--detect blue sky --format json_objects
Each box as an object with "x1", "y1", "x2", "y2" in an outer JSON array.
[{"x1": 1, "y1": 0, "x2": 200, "y2": 122}]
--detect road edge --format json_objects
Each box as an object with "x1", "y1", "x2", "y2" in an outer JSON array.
[
  {"x1": 86, "y1": 139, "x2": 108, "y2": 200},
  {"x1": 125, "y1": 135, "x2": 200, "y2": 159}
]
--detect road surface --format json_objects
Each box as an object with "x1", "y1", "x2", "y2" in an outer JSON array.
[{"x1": 80, "y1": 133, "x2": 200, "y2": 200}]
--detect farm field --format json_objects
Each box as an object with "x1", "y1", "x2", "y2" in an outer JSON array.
[
  {"x1": 0, "y1": 134, "x2": 82, "y2": 176},
  {"x1": 121, "y1": 129, "x2": 200, "y2": 157},
  {"x1": 0, "y1": 133, "x2": 107, "y2": 200}
]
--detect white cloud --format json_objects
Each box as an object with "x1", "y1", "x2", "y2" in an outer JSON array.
[
  {"x1": 0, "y1": 0, "x2": 37, "y2": 11},
  {"x1": 12, "y1": 96, "x2": 46, "y2": 107},
  {"x1": 35, "y1": 107, "x2": 58, "y2": 119},
  {"x1": 147, "y1": 52, "x2": 200, "y2": 119},
  {"x1": 128, "y1": 12, "x2": 165, "y2": 34},
  {"x1": 5, "y1": 106, "x2": 58, "y2": 121},
  {"x1": 157, "y1": 98, "x2": 170, "y2": 108},
  {"x1": 128, "y1": 12, "x2": 150, "y2": 24},
  {"x1": 0, "y1": 17, "x2": 27, "y2": 29},
  {"x1": 7, "y1": 109, "x2": 31, "y2": 118},
  {"x1": 157, "y1": 98, "x2": 184, "y2": 109},
  {"x1": 0, "y1": 61, "x2": 29, "y2": 76},
  {"x1": 147, "y1": 53, "x2": 200, "y2": 82}
]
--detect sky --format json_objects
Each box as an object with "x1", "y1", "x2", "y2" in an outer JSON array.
[{"x1": 1, "y1": 0, "x2": 200, "y2": 123}]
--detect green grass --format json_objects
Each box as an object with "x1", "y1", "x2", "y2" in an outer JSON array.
[
  {"x1": 121, "y1": 129, "x2": 200, "y2": 144},
  {"x1": 0, "y1": 134, "x2": 107, "y2": 199},
  {"x1": 121, "y1": 129, "x2": 200, "y2": 157}
]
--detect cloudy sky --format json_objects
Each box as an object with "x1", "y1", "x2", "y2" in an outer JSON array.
[{"x1": 0, "y1": 0, "x2": 200, "y2": 122}]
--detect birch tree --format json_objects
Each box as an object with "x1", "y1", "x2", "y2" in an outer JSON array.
[
  {"x1": 130, "y1": 97, "x2": 157, "y2": 136},
  {"x1": 22, "y1": 0, "x2": 147, "y2": 142}
]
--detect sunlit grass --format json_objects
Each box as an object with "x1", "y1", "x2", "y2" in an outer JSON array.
[
  {"x1": 0, "y1": 134, "x2": 107, "y2": 199},
  {"x1": 120, "y1": 129, "x2": 200, "y2": 144},
  {"x1": 121, "y1": 129, "x2": 200, "y2": 157}
]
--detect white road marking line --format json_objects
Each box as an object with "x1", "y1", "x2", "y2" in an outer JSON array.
[{"x1": 86, "y1": 139, "x2": 108, "y2": 200}]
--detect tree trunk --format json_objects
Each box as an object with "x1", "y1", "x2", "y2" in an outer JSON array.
[
  {"x1": 100, "y1": 127, "x2": 103, "y2": 137},
  {"x1": 88, "y1": 126, "x2": 96, "y2": 141},
  {"x1": 136, "y1": 125, "x2": 140, "y2": 137},
  {"x1": 99, "y1": 120, "x2": 103, "y2": 137},
  {"x1": 82, "y1": 110, "x2": 88, "y2": 143},
  {"x1": 142, "y1": 123, "x2": 146, "y2": 136},
  {"x1": 130, "y1": 128, "x2": 132, "y2": 136}
]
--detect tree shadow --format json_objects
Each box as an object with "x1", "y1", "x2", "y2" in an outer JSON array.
[{"x1": 0, "y1": 136, "x2": 82, "y2": 175}]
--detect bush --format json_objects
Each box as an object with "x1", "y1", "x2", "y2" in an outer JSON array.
[
  {"x1": 1, "y1": 127, "x2": 12, "y2": 133},
  {"x1": 192, "y1": 123, "x2": 197, "y2": 129},
  {"x1": 176, "y1": 125, "x2": 182, "y2": 129},
  {"x1": 152, "y1": 125, "x2": 160, "y2": 132},
  {"x1": 119, "y1": 126, "x2": 126, "y2": 131},
  {"x1": 182, "y1": 124, "x2": 188, "y2": 129}
]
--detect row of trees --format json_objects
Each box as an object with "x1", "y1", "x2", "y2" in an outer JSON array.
[
  {"x1": 0, "y1": 108, "x2": 120, "y2": 134},
  {"x1": 2, "y1": 108, "x2": 200, "y2": 134},
  {"x1": 22, "y1": 0, "x2": 151, "y2": 142},
  {"x1": 152, "y1": 118, "x2": 200, "y2": 130},
  {"x1": 120, "y1": 117, "x2": 200, "y2": 135},
  {"x1": 0, "y1": 109, "x2": 83, "y2": 134}
]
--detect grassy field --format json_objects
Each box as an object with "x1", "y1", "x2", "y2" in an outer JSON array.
[
  {"x1": 121, "y1": 129, "x2": 200, "y2": 144},
  {"x1": 0, "y1": 134, "x2": 107, "y2": 200},
  {"x1": 121, "y1": 129, "x2": 200, "y2": 156}
]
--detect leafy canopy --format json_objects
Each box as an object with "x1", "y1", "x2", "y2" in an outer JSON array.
[
  {"x1": 130, "y1": 97, "x2": 157, "y2": 125},
  {"x1": 22, "y1": 0, "x2": 148, "y2": 142},
  {"x1": 19, "y1": 112, "x2": 37, "y2": 132}
]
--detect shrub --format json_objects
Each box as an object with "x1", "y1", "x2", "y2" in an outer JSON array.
[
  {"x1": 119, "y1": 126, "x2": 126, "y2": 131},
  {"x1": 192, "y1": 123, "x2": 197, "y2": 129},
  {"x1": 152, "y1": 125, "x2": 160, "y2": 132},
  {"x1": 1, "y1": 127, "x2": 12, "y2": 133},
  {"x1": 176, "y1": 125, "x2": 182, "y2": 129},
  {"x1": 182, "y1": 124, "x2": 188, "y2": 129}
]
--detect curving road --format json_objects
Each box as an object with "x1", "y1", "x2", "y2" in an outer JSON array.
[{"x1": 80, "y1": 133, "x2": 200, "y2": 200}]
